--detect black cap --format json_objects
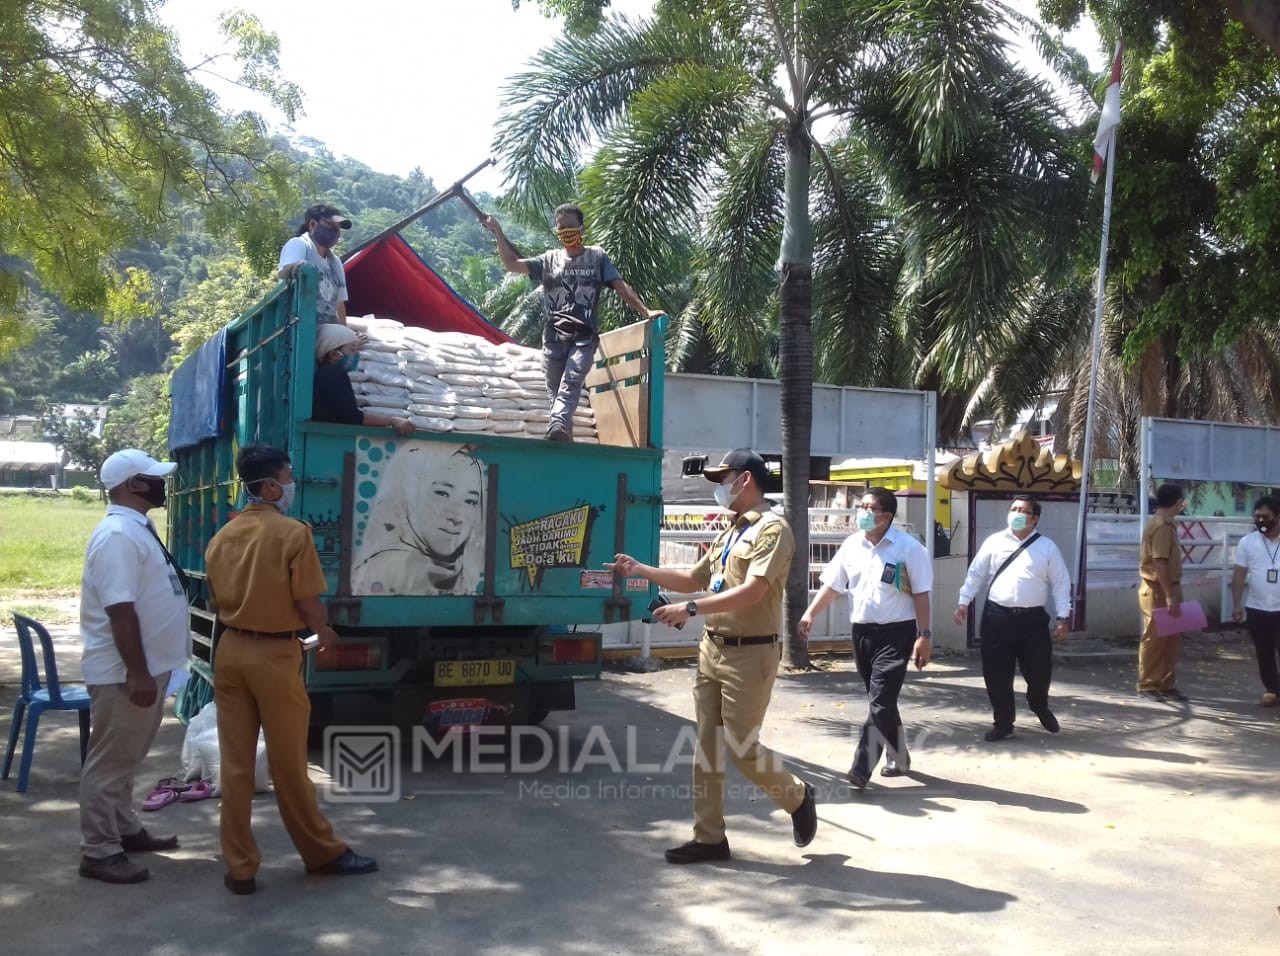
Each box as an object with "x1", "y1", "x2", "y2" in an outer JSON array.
[
  {"x1": 302, "y1": 203, "x2": 352, "y2": 229},
  {"x1": 703, "y1": 448, "x2": 769, "y2": 485}
]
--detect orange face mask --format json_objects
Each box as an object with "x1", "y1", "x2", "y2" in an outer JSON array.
[{"x1": 555, "y1": 226, "x2": 584, "y2": 250}]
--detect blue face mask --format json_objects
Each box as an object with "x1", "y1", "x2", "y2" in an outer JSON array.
[
  {"x1": 246, "y1": 478, "x2": 295, "y2": 513},
  {"x1": 339, "y1": 352, "x2": 360, "y2": 372},
  {"x1": 1008, "y1": 512, "x2": 1029, "y2": 532},
  {"x1": 312, "y1": 224, "x2": 341, "y2": 249},
  {"x1": 857, "y1": 509, "x2": 877, "y2": 532}
]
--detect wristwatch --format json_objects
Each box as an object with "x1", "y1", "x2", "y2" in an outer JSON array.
[
  {"x1": 686, "y1": 601, "x2": 698, "y2": 617},
  {"x1": 917, "y1": 629, "x2": 932, "y2": 639}
]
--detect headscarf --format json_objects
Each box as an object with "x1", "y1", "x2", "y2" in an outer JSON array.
[{"x1": 315, "y1": 323, "x2": 358, "y2": 362}]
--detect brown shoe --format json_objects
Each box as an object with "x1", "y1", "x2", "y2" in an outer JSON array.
[
  {"x1": 120, "y1": 828, "x2": 179, "y2": 853},
  {"x1": 79, "y1": 853, "x2": 149, "y2": 884},
  {"x1": 1261, "y1": 691, "x2": 1279, "y2": 707}
]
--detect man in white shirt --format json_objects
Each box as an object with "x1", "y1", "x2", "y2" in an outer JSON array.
[
  {"x1": 955, "y1": 496, "x2": 1071, "y2": 742},
  {"x1": 1230, "y1": 495, "x2": 1280, "y2": 707},
  {"x1": 277, "y1": 203, "x2": 352, "y2": 325},
  {"x1": 78, "y1": 450, "x2": 191, "y2": 884},
  {"x1": 799, "y1": 487, "x2": 933, "y2": 789}
]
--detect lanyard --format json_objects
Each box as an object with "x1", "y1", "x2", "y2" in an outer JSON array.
[
  {"x1": 1265, "y1": 535, "x2": 1280, "y2": 567},
  {"x1": 720, "y1": 521, "x2": 750, "y2": 567}
]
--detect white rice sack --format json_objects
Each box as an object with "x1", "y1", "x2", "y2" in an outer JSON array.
[
  {"x1": 488, "y1": 408, "x2": 527, "y2": 422},
  {"x1": 409, "y1": 416, "x2": 453, "y2": 432},
  {"x1": 453, "y1": 417, "x2": 491, "y2": 433},
  {"x1": 408, "y1": 403, "x2": 454, "y2": 418},
  {"x1": 452, "y1": 405, "x2": 491, "y2": 418},
  {"x1": 361, "y1": 405, "x2": 409, "y2": 419},
  {"x1": 348, "y1": 314, "x2": 404, "y2": 331},
  {"x1": 491, "y1": 420, "x2": 525, "y2": 434},
  {"x1": 357, "y1": 349, "x2": 399, "y2": 365},
  {"x1": 361, "y1": 366, "x2": 410, "y2": 388},
  {"x1": 357, "y1": 395, "x2": 410, "y2": 410},
  {"x1": 439, "y1": 373, "x2": 489, "y2": 387}
]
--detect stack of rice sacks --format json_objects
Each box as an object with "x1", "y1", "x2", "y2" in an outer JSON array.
[{"x1": 345, "y1": 315, "x2": 599, "y2": 443}]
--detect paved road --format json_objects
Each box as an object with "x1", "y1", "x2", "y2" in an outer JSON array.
[{"x1": 0, "y1": 629, "x2": 1277, "y2": 954}]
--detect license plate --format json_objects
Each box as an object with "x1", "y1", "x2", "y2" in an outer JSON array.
[{"x1": 435, "y1": 659, "x2": 516, "y2": 687}]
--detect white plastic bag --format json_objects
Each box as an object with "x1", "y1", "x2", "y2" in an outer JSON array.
[{"x1": 180, "y1": 701, "x2": 270, "y2": 795}]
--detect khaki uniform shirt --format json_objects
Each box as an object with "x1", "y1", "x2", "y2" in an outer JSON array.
[
  {"x1": 1140, "y1": 514, "x2": 1182, "y2": 586},
  {"x1": 205, "y1": 504, "x2": 328, "y2": 632},
  {"x1": 689, "y1": 510, "x2": 794, "y2": 638}
]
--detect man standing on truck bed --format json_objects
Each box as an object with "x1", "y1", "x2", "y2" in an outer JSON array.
[
  {"x1": 204, "y1": 444, "x2": 377, "y2": 895},
  {"x1": 481, "y1": 204, "x2": 663, "y2": 442},
  {"x1": 607, "y1": 448, "x2": 818, "y2": 864},
  {"x1": 278, "y1": 203, "x2": 352, "y2": 326}
]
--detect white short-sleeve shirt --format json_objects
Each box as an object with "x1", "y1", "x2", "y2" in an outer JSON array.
[
  {"x1": 79, "y1": 505, "x2": 192, "y2": 685},
  {"x1": 820, "y1": 526, "x2": 933, "y2": 625},
  {"x1": 1234, "y1": 530, "x2": 1280, "y2": 612}
]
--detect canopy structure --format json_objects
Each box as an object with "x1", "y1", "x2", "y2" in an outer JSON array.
[{"x1": 342, "y1": 235, "x2": 512, "y2": 345}]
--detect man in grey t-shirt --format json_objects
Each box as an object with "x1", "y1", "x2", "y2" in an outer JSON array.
[{"x1": 483, "y1": 203, "x2": 663, "y2": 441}]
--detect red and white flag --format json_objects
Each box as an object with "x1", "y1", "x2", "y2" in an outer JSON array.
[{"x1": 1092, "y1": 43, "x2": 1123, "y2": 185}]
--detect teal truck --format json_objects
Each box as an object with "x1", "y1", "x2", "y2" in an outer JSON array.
[{"x1": 166, "y1": 224, "x2": 664, "y2": 730}]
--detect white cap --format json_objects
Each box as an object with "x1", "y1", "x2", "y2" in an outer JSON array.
[{"x1": 100, "y1": 449, "x2": 177, "y2": 491}]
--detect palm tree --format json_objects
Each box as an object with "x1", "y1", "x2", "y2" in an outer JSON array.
[{"x1": 493, "y1": 0, "x2": 1083, "y2": 665}]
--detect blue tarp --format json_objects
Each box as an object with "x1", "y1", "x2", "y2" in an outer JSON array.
[{"x1": 167, "y1": 327, "x2": 226, "y2": 452}]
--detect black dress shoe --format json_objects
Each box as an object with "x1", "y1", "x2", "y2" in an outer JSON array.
[
  {"x1": 1138, "y1": 690, "x2": 1166, "y2": 701},
  {"x1": 665, "y1": 839, "x2": 731, "y2": 864},
  {"x1": 846, "y1": 769, "x2": 869, "y2": 790},
  {"x1": 121, "y1": 828, "x2": 180, "y2": 853},
  {"x1": 791, "y1": 783, "x2": 817, "y2": 847},
  {"x1": 1033, "y1": 709, "x2": 1060, "y2": 733},
  {"x1": 1163, "y1": 688, "x2": 1190, "y2": 702},
  {"x1": 309, "y1": 848, "x2": 379, "y2": 876},
  {"x1": 224, "y1": 873, "x2": 256, "y2": 895},
  {"x1": 984, "y1": 726, "x2": 1014, "y2": 742}
]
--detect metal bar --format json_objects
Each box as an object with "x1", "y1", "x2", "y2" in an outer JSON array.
[
  {"x1": 925, "y1": 392, "x2": 937, "y2": 559},
  {"x1": 342, "y1": 158, "x2": 496, "y2": 259},
  {"x1": 473, "y1": 464, "x2": 505, "y2": 624},
  {"x1": 607, "y1": 472, "x2": 632, "y2": 623}
]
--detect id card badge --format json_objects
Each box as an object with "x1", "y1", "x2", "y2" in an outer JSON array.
[
  {"x1": 167, "y1": 571, "x2": 184, "y2": 596},
  {"x1": 710, "y1": 575, "x2": 726, "y2": 593},
  {"x1": 1268, "y1": 569, "x2": 1278, "y2": 584},
  {"x1": 880, "y1": 562, "x2": 898, "y2": 585}
]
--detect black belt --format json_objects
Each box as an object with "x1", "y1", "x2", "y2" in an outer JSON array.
[
  {"x1": 227, "y1": 626, "x2": 306, "y2": 640},
  {"x1": 987, "y1": 603, "x2": 1044, "y2": 616},
  {"x1": 852, "y1": 620, "x2": 915, "y2": 632},
  {"x1": 705, "y1": 632, "x2": 779, "y2": 647}
]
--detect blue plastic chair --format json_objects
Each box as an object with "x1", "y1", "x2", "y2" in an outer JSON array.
[{"x1": 3, "y1": 614, "x2": 91, "y2": 793}]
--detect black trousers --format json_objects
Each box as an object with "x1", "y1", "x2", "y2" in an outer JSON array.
[
  {"x1": 1245, "y1": 608, "x2": 1280, "y2": 694},
  {"x1": 980, "y1": 602, "x2": 1052, "y2": 732},
  {"x1": 851, "y1": 620, "x2": 917, "y2": 777}
]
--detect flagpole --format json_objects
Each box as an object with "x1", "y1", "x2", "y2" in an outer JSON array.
[{"x1": 1071, "y1": 130, "x2": 1118, "y2": 628}]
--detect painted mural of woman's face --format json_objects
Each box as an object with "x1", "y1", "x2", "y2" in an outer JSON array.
[{"x1": 421, "y1": 454, "x2": 483, "y2": 586}]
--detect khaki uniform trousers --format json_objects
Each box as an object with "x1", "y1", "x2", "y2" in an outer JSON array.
[
  {"x1": 1136, "y1": 580, "x2": 1182, "y2": 692},
  {"x1": 214, "y1": 630, "x2": 346, "y2": 879},
  {"x1": 79, "y1": 673, "x2": 169, "y2": 859},
  {"x1": 692, "y1": 636, "x2": 806, "y2": 844}
]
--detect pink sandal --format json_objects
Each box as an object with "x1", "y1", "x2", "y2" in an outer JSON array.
[
  {"x1": 142, "y1": 782, "x2": 185, "y2": 811},
  {"x1": 179, "y1": 780, "x2": 214, "y2": 802}
]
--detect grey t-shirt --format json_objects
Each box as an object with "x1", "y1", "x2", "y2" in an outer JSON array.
[
  {"x1": 278, "y1": 235, "x2": 348, "y2": 324},
  {"x1": 521, "y1": 246, "x2": 621, "y2": 334}
]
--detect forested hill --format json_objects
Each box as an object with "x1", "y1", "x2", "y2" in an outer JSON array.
[{"x1": 0, "y1": 136, "x2": 538, "y2": 420}]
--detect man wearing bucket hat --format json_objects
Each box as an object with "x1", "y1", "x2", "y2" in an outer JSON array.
[
  {"x1": 278, "y1": 203, "x2": 353, "y2": 326},
  {"x1": 607, "y1": 448, "x2": 817, "y2": 864},
  {"x1": 77, "y1": 450, "x2": 191, "y2": 884}
]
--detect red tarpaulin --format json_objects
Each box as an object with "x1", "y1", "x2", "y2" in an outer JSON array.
[{"x1": 342, "y1": 235, "x2": 512, "y2": 345}]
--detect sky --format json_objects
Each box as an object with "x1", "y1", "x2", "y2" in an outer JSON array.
[{"x1": 157, "y1": 0, "x2": 1103, "y2": 196}]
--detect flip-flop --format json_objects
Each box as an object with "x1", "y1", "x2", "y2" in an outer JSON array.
[
  {"x1": 155, "y1": 776, "x2": 194, "y2": 793},
  {"x1": 178, "y1": 780, "x2": 214, "y2": 802},
  {"x1": 142, "y1": 785, "x2": 183, "y2": 811}
]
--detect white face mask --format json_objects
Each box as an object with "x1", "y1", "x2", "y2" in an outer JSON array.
[
  {"x1": 714, "y1": 474, "x2": 744, "y2": 511},
  {"x1": 1008, "y1": 512, "x2": 1029, "y2": 532}
]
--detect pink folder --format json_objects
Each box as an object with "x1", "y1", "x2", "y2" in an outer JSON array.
[{"x1": 1150, "y1": 601, "x2": 1208, "y2": 637}]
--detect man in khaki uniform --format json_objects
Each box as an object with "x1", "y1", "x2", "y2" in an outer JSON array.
[
  {"x1": 608, "y1": 448, "x2": 817, "y2": 864},
  {"x1": 1136, "y1": 483, "x2": 1188, "y2": 701},
  {"x1": 205, "y1": 444, "x2": 377, "y2": 895}
]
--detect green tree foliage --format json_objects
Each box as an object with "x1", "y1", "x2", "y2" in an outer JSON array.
[
  {"x1": 166, "y1": 257, "x2": 273, "y2": 359},
  {"x1": 0, "y1": 2, "x2": 303, "y2": 347},
  {"x1": 1042, "y1": 1, "x2": 1280, "y2": 420},
  {"x1": 510, "y1": 0, "x2": 611, "y2": 34},
  {"x1": 494, "y1": 0, "x2": 1085, "y2": 665},
  {"x1": 39, "y1": 404, "x2": 107, "y2": 485}
]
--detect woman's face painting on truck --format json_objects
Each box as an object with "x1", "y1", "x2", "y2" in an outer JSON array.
[{"x1": 350, "y1": 440, "x2": 485, "y2": 595}]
